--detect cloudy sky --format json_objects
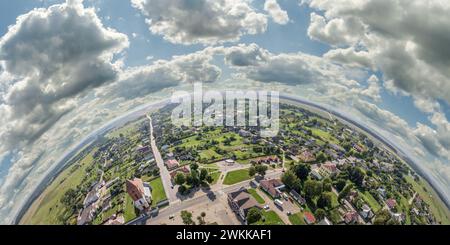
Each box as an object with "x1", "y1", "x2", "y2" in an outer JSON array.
[{"x1": 0, "y1": 0, "x2": 449, "y2": 223}]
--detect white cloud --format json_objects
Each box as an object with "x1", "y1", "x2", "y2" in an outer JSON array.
[
  {"x1": 131, "y1": 0, "x2": 268, "y2": 45},
  {"x1": 264, "y1": 0, "x2": 289, "y2": 25},
  {"x1": 305, "y1": 0, "x2": 450, "y2": 105}
]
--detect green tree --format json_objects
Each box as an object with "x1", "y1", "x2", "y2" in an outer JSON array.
[
  {"x1": 181, "y1": 210, "x2": 195, "y2": 225},
  {"x1": 349, "y1": 167, "x2": 365, "y2": 187},
  {"x1": 190, "y1": 163, "x2": 199, "y2": 172},
  {"x1": 304, "y1": 180, "x2": 322, "y2": 200},
  {"x1": 338, "y1": 183, "x2": 354, "y2": 200},
  {"x1": 335, "y1": 179, "x2": 347, "y2": 192},
  {"x1": 315, "y1": 208, "x2": 326, "y2": 220},
  {"x1": 246, "y1": 208, "x2": 262, "y2": 224},
  {"x1": 248, "y1": 166, "x2": 256, "y2": 177},
  {"x1": 255, "y1": 165, "x2": 268, "y2": 177},
  {"x1": 200, "y1": 168, "x2": 208, "y2": 181},
  {"x1": 317, "y1": 192, "x2": 333, "y2": 209},
  {"x1": 174, "y1": 172, "x2": 186, "y2": 186},
  {"x1": 293, "y1": 163, "x2": 311, "y2": 181},
  {"x1": 281, "y1": 171, "x2": 299, "y2": 189}
]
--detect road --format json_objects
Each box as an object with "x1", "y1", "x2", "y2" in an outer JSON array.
[
  {"x1": 145, "y1": 170, "x2": 283, "y2": 225},
  {"x1": 147, "y1": 115, "x2": 178, "y2": 203}
]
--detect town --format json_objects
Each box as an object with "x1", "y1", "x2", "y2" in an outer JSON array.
[{"x1": 21, "y1": 101, "x2": 449, "y2": 225}]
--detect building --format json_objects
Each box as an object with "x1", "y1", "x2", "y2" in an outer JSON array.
[
  {"x1": 77, "y1": 205, "x2": 96, "y2": 225},
  {"x1": 386, "y1": 198, "x2": 397, "y2": 210},
  {"x1": 250, "y1": 156, "x2": 280, "y2": 165},
  {"x1": 317, "y1": 162, "x2": 339, "y2": 178},
  {"x1": 165, "y1": 159, "x2": 180, "y2": 170},
  {"x1": 359, "y1": 204, "x2": 374, "y2": 220},
  {"x1": 344, "y1": 211, "x2": 359, "y2": 224},
  {"x1": 83, "y1": 187, "x2": 100, "y2": 208},
  {"x1": 126, "y1": 178, "x2": 152, "y2": 211},
  {"x1": 227, "y1": 188, "x2": 262, "y2": 223},
  {"x1": 260, "y1": 179, "x2": 285, "y2": 198},
  {"x1": 317, "y1": 217, "x2": 332, "y2": 225},
  {"x1": 298, "y1": 150, "x2": 316, "y2": 163},
  {"x1": 303, "y1": 212, "x2": 316, "y2": 225},
  {"x1": 289, "y1": 190, "x2": 306, "y2": 205}
]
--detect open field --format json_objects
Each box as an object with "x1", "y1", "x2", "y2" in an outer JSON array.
[
  {"x1": 20, "y1": 149, "x2": 97, "y2": 224},
  {"x1": 253, "y1": 211, "x2": 285, "y2": 225},
  {"x1": 150, "y1": 177, "x2": 167, "y2": 206}
]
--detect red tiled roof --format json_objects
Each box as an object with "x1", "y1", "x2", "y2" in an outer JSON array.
[
  {"x1": 126, "y1": 178, "x2": 145, "y2": 202},
  {"x1": 303, "y1": 212, "x2": 316, "y2": 224}
]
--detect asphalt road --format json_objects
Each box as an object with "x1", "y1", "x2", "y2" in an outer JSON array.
[{"x1": 147, "y1": 115, "x2": 178, "y2": 203}]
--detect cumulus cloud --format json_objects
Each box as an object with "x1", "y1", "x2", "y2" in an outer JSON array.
[
  {"x1": 305, "y1": 0, "x2": 450, "y2": 105},
  {"x1": 0, "y1": 0, "x2": 128, "y2": 152},
  {"x1": 218, "y1": 43, "x2": 354, "y2": 86},
  {"x1": 131, "y1": 0, "x2": 268, "y2": 45},
  {"x1": 264, "y1": 0, "x2": 289, "y2": 25},
  {"x1": 98, "y1": 48, "x2": 221, "y2": 99}
]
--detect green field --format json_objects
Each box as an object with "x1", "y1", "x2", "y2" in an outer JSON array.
[
  {"x1": 20, "y1": 150, "x2": 97, "y2": 224},
  {"x1": 359, "y1": 191, "x2": 382, "y2": 212},
  {"x1": 289, "y1": 212, "x2": 306, "y2": 225},
  {"x1": 209, "y1": 171, "x2": 222, "y2": 185},
  {"x1": 124, "y1": 194, "x2": 138, "y2": 222},
  {"x1": 149, "y1": 177, "x2": 167, "y2": 206},
  {"x1": 248, "y1": 189, "x2": 265, "y2": 204},
  {"x1": 254, "y1": 211, "x2": 285, "y2": 225},
  {"x1": 223, "y1": 169, "x2": 251, "y2": 185}
]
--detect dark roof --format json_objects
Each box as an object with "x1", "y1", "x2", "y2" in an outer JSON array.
[{"x1": 228, "y1": 189, "x2": 261, "y2": 215}]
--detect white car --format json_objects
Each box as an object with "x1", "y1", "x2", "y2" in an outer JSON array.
[{"x1": 263, "y1": 205, "x2": 270, "y2": 210}]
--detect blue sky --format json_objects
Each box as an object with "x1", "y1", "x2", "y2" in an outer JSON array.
[{"x1": 0, "y1": 0, "x2": 449, "y2": 223}]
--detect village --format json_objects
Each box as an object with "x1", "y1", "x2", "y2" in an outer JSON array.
[{"x1": 48, "y1": 102, "x2": 440, "y2": 226}]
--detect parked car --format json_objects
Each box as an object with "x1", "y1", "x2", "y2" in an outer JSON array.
[
  {"x1": 263, "y1": 205, "x2": 270, "y2": 210},
  {"x1": 274, "y1": 199, "x2": 284, "y2": 207}
]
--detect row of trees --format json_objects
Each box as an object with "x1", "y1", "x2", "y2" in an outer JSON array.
[{"x1": 174, "y1": 163, "x2": 214, "y2": 195}]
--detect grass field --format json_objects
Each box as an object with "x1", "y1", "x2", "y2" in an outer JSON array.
[
  {"x1": 405, "y1": 175, "x2": 450, "y2": 224},
  {"x1": 149, "y1": 177, "x2": 167, "y2": 206},
  {"x1": 289, "y1": 212, "x2": 306, "y2": 225},
  {"x1": 254, "y1": 211, "x2": 285, "y2": 225},
  {"x1": 248, "y1": 189, "x2": 265, "y2": 204},
  {"x1": 124, "y1": 194, "x2": 137, "y2": 222},
  {"x1": 209, "y1": 171, "x2": 222, "y2": 185},
  {"x1": 20, "y1": 150, "x2": 97, "y2": 224},
  {"x1": 223, "y1": 169, "x2": 251, "y2": 185}
]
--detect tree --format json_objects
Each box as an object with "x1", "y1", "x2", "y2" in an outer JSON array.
[
  {"x1": 174, "y1": 172, "x2": 186, "y2": 186},
  {"x1": 246, "y1": 208, "x2": 262, "y2": 224},
  {"x1": 316, "y1": 152, "x2": 326, "y2": 163},
  {"x1": 248, "y1": 166, "x2": 256, "y2": 177},
  {"x1": 181, "y1": 210, "x2": 195, "y2": 225},
  {"x1": 349, "y1": 167, "x2": 365, "y2": 187},
  {"x1": 304, "y1": 180, "x2": 322, "y2": 200},
  {"x1": 315, "y1": 208, "x2": 326, "y2": 220},
  {"x1": 255, "y1": 165, "x2": 268, "y2": 177},
  {"x1": 281, "y1": 171, "x2": 299, "y2": 189},
  {"x1": 323, "y1": 178, "x2": 332, "y2": 192},
  {"x1": 335, "y1": 179, "x2": 347, "y2": 192},
  {"x1": 317, "y1": 193, "x2": 333, "y2": 209},
  {"x1": 190, "y1": 163, "x2": 199, "y2": 172},
  {"x1": 373, "y1": 210, "x2": 391, "y2": 225},
  {"x1": 293, "y1": 163, "x2": 311, "y2": 181},
  {"x1": 200, "y1": 169, "x2": 208, "y2": 181},
  {"x1": 178, "y1": 185, "x2": 188, "y2": 195},
  {"x1": 338, "y1": 183, "x2": 354, "y2": 200},
  {"x1": 206, "y1": 175, "x2": 214, "y2": 184}
]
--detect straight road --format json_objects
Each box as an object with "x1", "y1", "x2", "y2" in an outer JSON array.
[{"x1": 147, "y1": 115, "x2": 178, "y2": 203}]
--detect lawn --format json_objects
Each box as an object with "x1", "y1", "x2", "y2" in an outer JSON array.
[
  {"x1": 20, "y1": 149, "x2": 97, "y2": 225},
  {"x1": 289, "y1": 212, "x2": 306, "y2": 225},
  {"x1": 359, "y1": 191, "x2": 382, "y2": 212},
  {"x1": 223, "y1": 169, "x2": 251, "y2": 185},
  {"x1": 309, "y1": 128, "x2": 339, "y2": 144},
  {"x1": 149, "y1": 177, "x2": 167, "y2": 206},
  {"x1": 124, "y1": 194, "x2": 137, "y2": 222},
  {"x1": 254, "y1": 211, "x2": 285, "y2": 225},
  {"x1": 209, "y1": 171, "x2": 222, "y2": 185},
  {"x1": 248, "y1": 189, "x2": 265, "y2": 204}
]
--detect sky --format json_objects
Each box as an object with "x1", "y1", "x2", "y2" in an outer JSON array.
[{"x1": 0, "y1": 0, "x2": 449, "y2": 224}]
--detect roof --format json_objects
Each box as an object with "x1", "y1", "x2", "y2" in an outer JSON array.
[
  {"x1": 260, "y1": 179, "x2": 284, "y2": 197},
  {"x1": 228, "y1": 189, "x2": 261, "y2": 216},
  {"x1": 303, "y1": 212, "x2": 316, "y2": 224},
  {"x1": 126, "y1": 178, "x2": 145, "y2": 202},
  {"x1": 386, "y1": 198, "x2": 397, "y2": 209},
  {"x1": 344, "y1": 211, "x2": 358, "y2": 223},
  {"x1": 322, "y1": 162, "x2": 338, "y2": 173},
  {"x1": 166, "y1": 159, "x2": 180, "y2": 169}
]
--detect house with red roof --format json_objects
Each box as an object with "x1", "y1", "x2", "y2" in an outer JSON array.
[
  {"x1": 303, "y1": 212, "x2": 316, "y2": 225},
  {"x1": 126, "y1": 178, "x2": 152, "y2": 211},
  {"x1": 386, "y1": 198, "x2": 397, "y2": 210},
  {"x1": 165, "y1": 159, "x2": 180, "y2": 170}
]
